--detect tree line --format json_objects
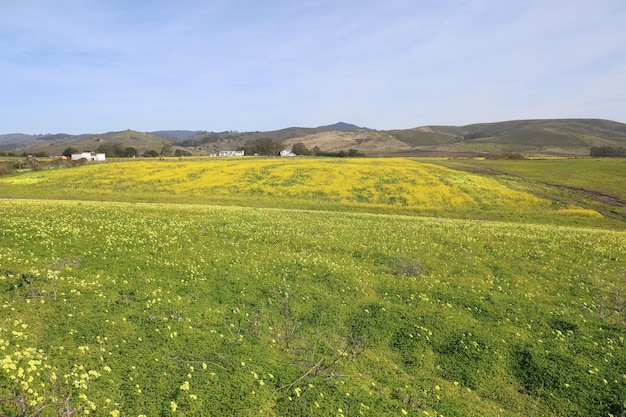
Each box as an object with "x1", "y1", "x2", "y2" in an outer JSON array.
[
  {"x1": 6, "y1": 140, "x2": 363, "y2": 161},
  {"x1": 61, "y1": 144, "x2": 192, "y2": 158},
  {"x1": 590, "y1": 146, "x2": 626, "y2": 157},
  {"x1": 240, "y1": 138, "x2": 363, "y2": 157}
]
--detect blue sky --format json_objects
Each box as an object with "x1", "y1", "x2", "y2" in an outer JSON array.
[{"x1": 1, "y1": 0, "x2": 625, "y2": 134}]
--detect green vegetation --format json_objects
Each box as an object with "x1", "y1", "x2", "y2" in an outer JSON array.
[
  {"x1": 438, "y1": 158, "x2": 626, "y2": 199},
  {"x1": 0, "y1": 158, "x2": 622, "y2": 228},
  {"x1": 95, "y1": 142, "x2": 140, "y2": 158},
  {"x1": 436, "y1": 158, "x2": 626, "y2": 219},
  {"x1": 0, "y1": 157, "x2": 625, "y2": 416},
  {"x1": 590, "y1": 146, "x2": 626, "y2": 157}
]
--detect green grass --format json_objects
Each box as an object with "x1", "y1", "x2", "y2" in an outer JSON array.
[
  {"x1": 1, "y1": 158, "x2": 625, "y2": 416},
  {"x1": 1, "y1": 199, "x2": 625, "y2": 416},
  {"x1": 435, "y1": 158, "x2": 626, "y2": 221},
  {"x1": 438, "y1": 158, "x2": 626, "y2": 200}
]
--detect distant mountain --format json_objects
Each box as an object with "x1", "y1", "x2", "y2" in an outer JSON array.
[
  {"x1": 285, "y1": 118, "x2": 626, "y2": 157},
  {"x1": 151, "y1": 130, "x2": 205, "y2": 139},
  {"x1": 1, "y1": 130, "x2": 171, "y2": 156},
  {"x1": 317, "y1": 122, "x2": 372, "y2": 131},
  {"x1": 0, "y1": 133, "x2": 80, "y2": 151},
  {"x1": 3, "y1": 119, "x2": 626, "y2": 157},
  {"x1": 0, "y1": 133, "x2": 36, "y2": 143}
]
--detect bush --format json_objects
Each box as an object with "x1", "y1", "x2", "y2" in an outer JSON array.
[
  {"x1": 143, "y1": 150, "x2": 160, "y2": 157},
  {"x1": 0, "y1": 162, "x2": 18, "y2": 175},
  {"x1": 393, "y1": 253, "x2": 423, "y2": 277}
]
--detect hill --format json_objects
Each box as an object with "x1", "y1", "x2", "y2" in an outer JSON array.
[
  {"x1": 450, "y1": 118, "x2": 626, "y2": 155},
  {"x1": 150, "y1": 130, "x2": 206, "y2": 139},
  {"x1": 283, "y1": 119, "x2": 626, "y2": 157},
  {"x1": 317, "y1": 121, "x2": 372, "y2": 131},
  {"x1": 0, "y1": 133, "x2": 74, "y2": 151},
  {"x1": 0, "y1": 133, "x2": 39, "y2": 144},
  {"x1": 2, "y1": 119, "x2": 626, "y2": 156},
  {"x1": 3, "y1": 130, "x2": 172, "y2": 156}
]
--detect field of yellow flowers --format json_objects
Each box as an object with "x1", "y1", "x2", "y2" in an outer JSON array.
[
  {"x1": 1, "y1": 196, "x2": 625, "y2": 416},
  {"x1": 0, "y1": 157, "x2": 614, "y2": 227}
]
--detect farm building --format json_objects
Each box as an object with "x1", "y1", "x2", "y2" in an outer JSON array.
[
  {"x1": 218, "y1": 150, "x2": 244, "y2": 157},
  {"x1": 71, "y1": 152, "x2": 106, "y2": 161},
  {"x1": 280, "y1": 149, "x2": 296, "y2": 157}
]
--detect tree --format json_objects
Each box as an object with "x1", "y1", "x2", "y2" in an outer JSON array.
[
  {"x1": 96, "y1": 142, "x2": 124, "y2": 157},
  {"x1": 291, "y1": 142, "x2": 310, "y2": 156},
  {"x1": 242, "y1": 138, "x2": 283, "y2": 156},
  {"x1": 257, "y1": 138, "x2": 282, "y2": 156},
  {"x1": 160, "y1": 144, "x2": 173, "y2": 157},
  {"x1": 242, "y1": 141, "x2": 257, "y2": 156},
  {"x1": 124, "y1": 147, "x2": 139, "y2": 158},
  {"x1": 62, "y1": 147, "x2": 78, "y2": 157},
  {"x1": 590, "y1": 146, "x2": 626, "y2": 157},
  {"x1": 143, "y1": 150, "x2": 159, "y2": 157},
  {"x1": 174, "y1": 149, "x2": 192, "y2": 157}
]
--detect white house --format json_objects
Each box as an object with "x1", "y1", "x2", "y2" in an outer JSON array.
[
  {"x1": 71, "y1": 152, "x2": 106, "y2": 161},
  {"x1": 280, "y1": 149, "x2": 296, "y2": 157},
  {"x1": 218, "y1": 150, "x2": 244, "y2": 157}
]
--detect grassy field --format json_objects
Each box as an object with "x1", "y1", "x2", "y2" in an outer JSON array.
[
  {"x1": 1, "y1": 157, "x2": 625, "y2": 416},
  {"x1": 0, "y1": 157, "x2": 620, "y2": 228},
  {"x1": 437, "y1": 158, "x2": 626, "y2": 200},
  {"x1": 433, "y1": 158, "x2": 626, "y2": 222}
]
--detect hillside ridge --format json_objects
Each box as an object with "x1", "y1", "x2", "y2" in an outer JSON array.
[{"x1": 2, "y1": 118, "x2": 625, "y2": 157}]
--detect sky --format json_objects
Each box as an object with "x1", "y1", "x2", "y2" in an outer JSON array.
[{"x1": 1, "y1": 0, "x2": 626, "y2": 134}]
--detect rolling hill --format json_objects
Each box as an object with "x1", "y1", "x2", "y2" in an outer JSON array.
[
  {"x1": 2, "y1": 118, "x2": 625, "y2": 157},
  {"x1": 0, "y1": 130, "x2": 172, "y2": 156}
]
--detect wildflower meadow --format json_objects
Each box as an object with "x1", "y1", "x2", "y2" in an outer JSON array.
[
  {"x1": 0, "y1": 157, "x2": 616, "y2": 227},
  {"x1": 0, "y1": 157, "x2": 625, "y2": 416}
]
